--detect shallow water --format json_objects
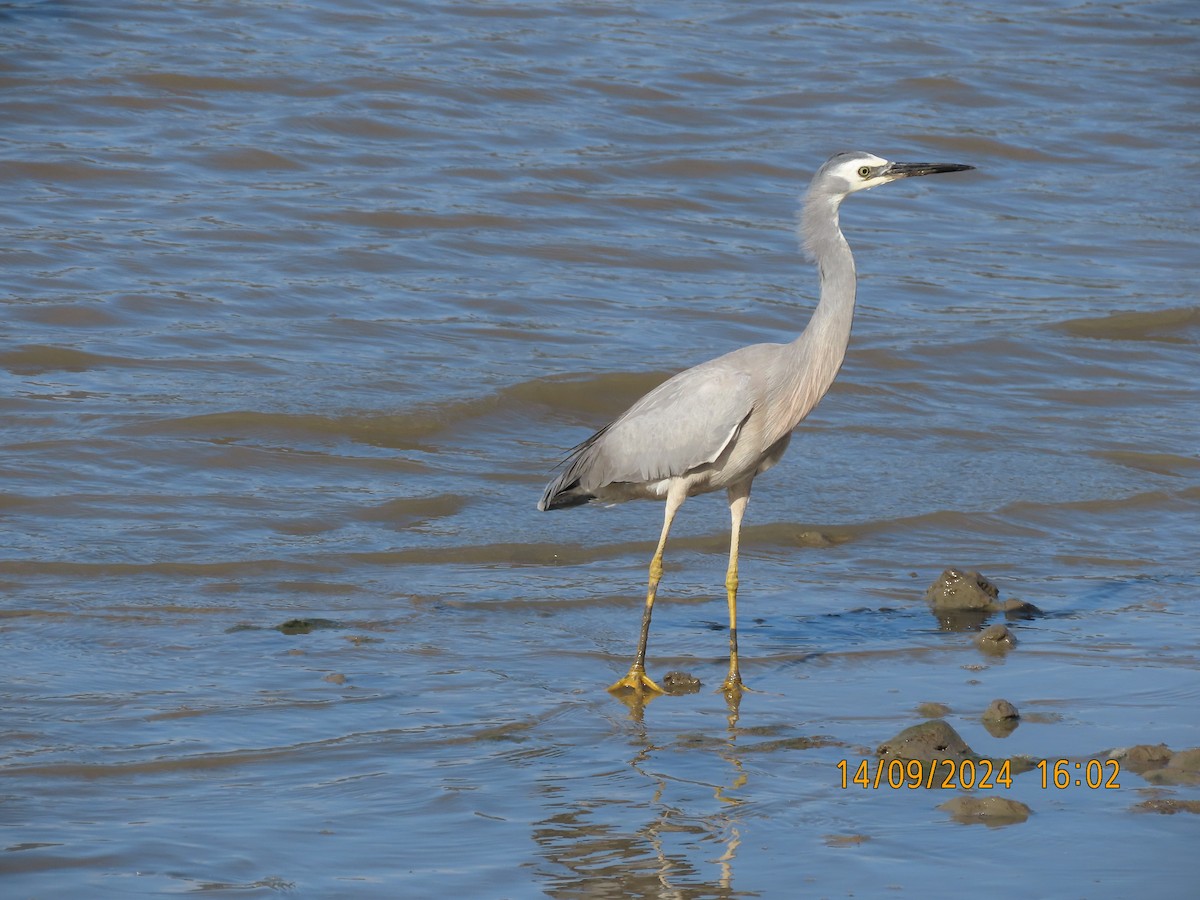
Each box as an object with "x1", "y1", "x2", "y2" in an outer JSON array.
[{"x1": 2, "y1": 0, "x2": 1199, "y2": 896}]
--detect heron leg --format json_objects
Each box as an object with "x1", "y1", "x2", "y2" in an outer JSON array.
[
  {"x1": 722, "y1": 483, "x2": 751, "y2": 694},
  {"x1": 608, "y1": 485, "x2": 686, "y2": 695}
]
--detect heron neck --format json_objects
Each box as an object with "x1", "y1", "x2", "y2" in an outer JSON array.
[{"x1": 792, "y1": 194, "x2": 857, "y2": 388}]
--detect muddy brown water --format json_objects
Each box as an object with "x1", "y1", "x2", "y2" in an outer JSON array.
[{"x1": 2, "y1": 1, "x2": 1198, "y2": 897}]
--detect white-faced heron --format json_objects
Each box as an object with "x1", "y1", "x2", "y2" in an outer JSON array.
[{"x1": 539, "y1": 151, "x2": 973, "y2": 696}]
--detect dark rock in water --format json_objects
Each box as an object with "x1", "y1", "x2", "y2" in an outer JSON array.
[
  {"x1": 877, "y1": 720, "x2": 976, "y2": 762},
  {"x1": 973, "y1": 623, "x2": 1017, "y2": 654},
  {"x1": 661, "y1": 670, "x2": 701, "y2": 695},
  {"x1": 939, "y1": 795, "x2": 1031, "y2": 826}
]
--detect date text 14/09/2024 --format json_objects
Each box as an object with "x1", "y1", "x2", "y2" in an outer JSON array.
[{"x1": 837, "y1": 758, "x2": 1122, "y2": 791}]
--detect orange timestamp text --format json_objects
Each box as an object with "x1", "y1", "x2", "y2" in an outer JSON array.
[
  {"x1": 1035, "y1": 758, "x2": 1120, "y2": 789},
  {"x1": 838, "y1": 757, "x2": 1013, "y2": 790}
]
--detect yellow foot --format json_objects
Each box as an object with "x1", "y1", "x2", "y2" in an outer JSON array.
[
  {"x1": 607, "y1": 666, "x2": 664, "y2": 695},
  {"x1": 721, "y1": 674, "x2": 748, "y2": 695}
]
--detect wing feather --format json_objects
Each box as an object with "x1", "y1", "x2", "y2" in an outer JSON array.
[
  {"x1": 587, "y1": 364, "x2": 753, "y2": 485},
  {"x1": 539, "y1": 356, "x2": 757, "y2": 509}
]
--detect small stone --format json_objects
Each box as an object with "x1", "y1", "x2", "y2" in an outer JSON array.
[{"x1": 323, "y1": 672, "x2": 347, "y2": 685}]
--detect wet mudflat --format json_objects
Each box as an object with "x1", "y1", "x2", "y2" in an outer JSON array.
[{"x1": 2, "y1": 1, "x2": 1199, "y2": 897}]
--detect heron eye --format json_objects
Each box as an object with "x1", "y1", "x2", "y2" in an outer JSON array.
[{"x1": 857, "y1": 166, "x2": 872, "y2": 179}]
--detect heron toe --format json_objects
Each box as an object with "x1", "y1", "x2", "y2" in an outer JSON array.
[
  {"x1": 607, "y1": 665, "x2": 664, "y2": 695},
  {"x1": 721, "y1": 676, "x2": 747, "y2": 695}
]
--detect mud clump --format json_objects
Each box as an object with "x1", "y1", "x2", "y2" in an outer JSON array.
[
  {"x1": 792, "y1": 529, "x2": 835, "y2": 548},
  {"x1": 1110, "y1": 743, "x2": 1174, "y2": 774},
  {"x1": 1105, "y1": 743, "x2": 1200, "y2": 787},
  {"x1": 973, "y1": 623, "x2": 1017, "y2": 654},
  {"x1": 939, "y1": 795, "x2": 1031, "y2": 826},
  {"x1": 982, "y1": 699, "x2": 1020, "y2": 723},
  {"x1": 1133, "y1": 798, "x2": 1200, "y2": 815},
  {"x1": 741, "y1": 735, "x2": 839, "y2": 753},
  {"x1": 877, "y1": 720, "x2": 977, "y2": 763},
  {"x1": 982, "y1": 699, "x2": 1020, "y2": 737},
  {"x1": 1168, "y1": 748, "x2": 1200, "y2": 773},
  {"x1": 276, "y1": 618, "x2": 342, "y2": 634},
  {"x1": 226, "y1": 618, "x2": 344, "y2": 635},
  {"x1": 661, "y1": 671, "x2": 701, "y2": 695},
  {"x1": 1140, "y1": 747, "x2": 1200, "y2": 787},
  {"x1": 916, "y1": 702, "x2": 952, "y2": 719},
  {"x1": 925, "y1": 569, "x2": 1041, "y2": 630},
  {"x1": 926, "y1": 568, "x2": 999, "y2": 611},
  {"x1": 823, "y1": 833, "x2": 871, "y2": 847}
]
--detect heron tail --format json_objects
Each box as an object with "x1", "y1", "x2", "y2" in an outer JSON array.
[{"x1": 538, "y1": 475, "x2": 595, "y2": 511}]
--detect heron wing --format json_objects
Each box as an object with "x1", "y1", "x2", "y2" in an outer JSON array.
[{"x1": 575, "y1": 359, "x2": 756, "y2": 489}]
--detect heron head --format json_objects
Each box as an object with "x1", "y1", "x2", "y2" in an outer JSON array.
[{"x1": 820, "y1": 151, "x2": 974, "y2": 196}]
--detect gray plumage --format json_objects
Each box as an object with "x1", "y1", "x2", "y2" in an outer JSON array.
[{"x1": 538, "y1": 151, "x2": 973, "y2": 696}]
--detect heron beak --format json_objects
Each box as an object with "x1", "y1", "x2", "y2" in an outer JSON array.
[{"x1": 885, "y1": 162, "x2": 975, "y2": 179}]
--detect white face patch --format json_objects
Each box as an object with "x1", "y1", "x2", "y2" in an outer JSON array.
[{"x1": 834, "y1": 154, "x2": 893, "y2": 193}]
